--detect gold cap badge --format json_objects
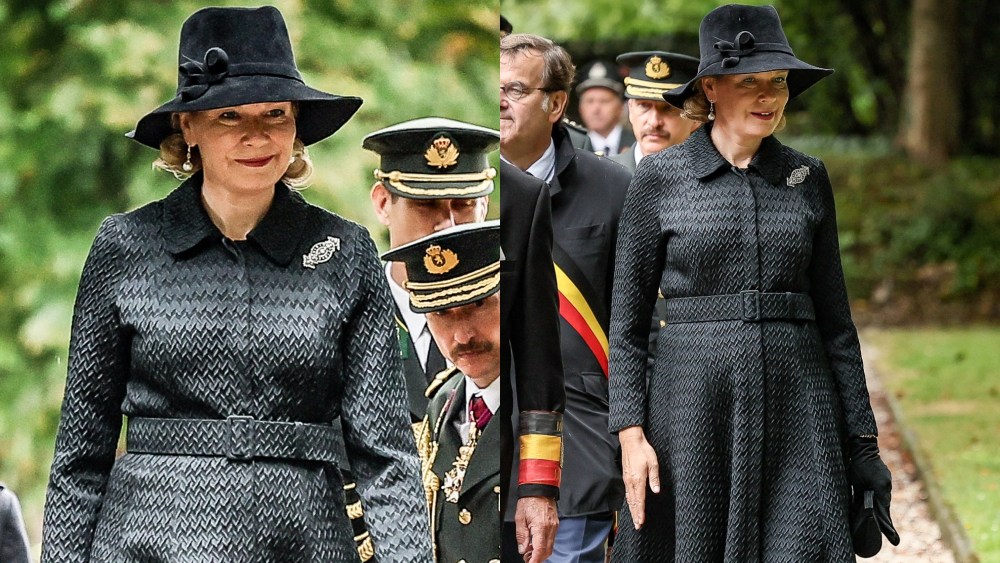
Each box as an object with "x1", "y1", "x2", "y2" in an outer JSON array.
[
  {"x1": 645, "y1": 56, "x2": 671, "y2": 80},
  {"x1": 424, "y1": 135, "x2": 460, "y2": 169},
  {"x1": 424, "y1": 244, "x2": 459, "y2": 274}
]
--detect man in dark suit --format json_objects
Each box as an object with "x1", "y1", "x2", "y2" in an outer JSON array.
[
  {"x1": 501, "y1": 32, "x2": 630, "y2": 563},
  {"x1": 608, "y1": 51, "x2": 701, "y2": 173},
  {"x1": 500, "y1": 161, "x2": 565, "y2": 563},
  {"x1": 365, "y1": 118, "x2": 499, "y2": 426},
  {"x1": 575, "y1": 60, "x2": 635, "y2": 156},
  {"x1": 383, "y1": 222, "x2": 505, "y2": 563}
]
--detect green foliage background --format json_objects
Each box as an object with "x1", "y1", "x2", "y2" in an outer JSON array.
[{"x1": 0, "y1": 0, "x2": 498, "y2": 548}]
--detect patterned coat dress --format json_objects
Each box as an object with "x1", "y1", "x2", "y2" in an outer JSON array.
[
  {"x1": 42, "y1": 176, "x2": 432, "y2": 562},
  {"x1": 607, "y1": 125, "x2": 878, "y2": 562}
]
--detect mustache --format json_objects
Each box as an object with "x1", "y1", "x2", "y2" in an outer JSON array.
[
  {"x1": 641, "y1": 128, "x2": 669, "y2": 137},
  {"x1": 450, "y1": 341, "x2": 494, "y2": 356}
]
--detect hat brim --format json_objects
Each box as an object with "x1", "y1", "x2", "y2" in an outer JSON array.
[
  {"x1": 576, "y1": 78, "x2": 624, "y2": 96},
  {"x1": 662, "y1": 53, "x2": 832, "y2": 108},
  {"x1": 127, "y1": 75, "x2": 362, "y2": 148}
]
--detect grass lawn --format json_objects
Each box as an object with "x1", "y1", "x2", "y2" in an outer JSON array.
[{"x1": 865, "y1": 327, "x2": 1000, "y2": 561}]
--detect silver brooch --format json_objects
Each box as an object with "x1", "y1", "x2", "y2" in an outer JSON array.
[
  {"x1": 786, "y1": 165, "x2": 810, "y2": 187},
  {"x1": 302, "y1": 236, "x2": 341, "y2": 269}
]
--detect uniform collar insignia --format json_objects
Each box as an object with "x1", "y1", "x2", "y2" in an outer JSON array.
[{"x1": 302, "y1": 236, "x2": 341, "y2": 269}]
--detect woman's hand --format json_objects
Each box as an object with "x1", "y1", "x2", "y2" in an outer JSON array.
[{"x1": 618, "y1": 425, "x2": 661, "y2": 529}]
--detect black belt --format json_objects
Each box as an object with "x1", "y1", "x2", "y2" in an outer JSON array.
[
  {"x1": 663, "y1": 290, "x2": 815, "y2": 324},
  {"x1": 127, "y1": 416, "x2": 344, "y2": 464}
]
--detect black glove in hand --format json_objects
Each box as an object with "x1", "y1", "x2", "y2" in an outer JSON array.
[{"x1": 848, "y1": 436, "x2": 900, "y2": 546}]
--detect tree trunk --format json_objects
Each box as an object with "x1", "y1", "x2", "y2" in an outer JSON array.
[{"x1": 899, "y1": 0, "x2": 959, "y2": 165}]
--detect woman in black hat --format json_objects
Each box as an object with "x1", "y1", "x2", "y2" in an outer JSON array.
[
  {"x1": 607, "y1": 4, "x2": 898, "y2": 561},
  {"x1": 41, "y1": 6, "x2": 431, "y2": 562}
]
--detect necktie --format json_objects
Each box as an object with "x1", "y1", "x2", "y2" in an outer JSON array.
[{"x1": 469, "y1": 394, "x2": 493, "y2": 430}]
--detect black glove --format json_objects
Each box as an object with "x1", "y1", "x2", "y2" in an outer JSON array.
[{"x1": 848, "y1": 436, "x2": 900, "y2": 546}]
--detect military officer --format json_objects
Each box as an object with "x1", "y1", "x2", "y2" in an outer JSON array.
[
  {"x1": 364, "y1": 118, "x2": 499, "y2": 426},
  {"x1": 384, "y1": 222, "x2": 539, "y2": 563},
  {"x1": 608, "y1": 51, "x2": 700, "y2": 173},
  {"x1": 607, "y1": 52, "x2": 701, "y2": 380},
  {"x1": 575, "y1": 60, "x2": 633, "y2": 156}
]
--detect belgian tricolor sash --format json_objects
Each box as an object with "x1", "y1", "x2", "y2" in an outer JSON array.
[{"x1": 552, "y1": 243, "x2": 609, "y2": 377}]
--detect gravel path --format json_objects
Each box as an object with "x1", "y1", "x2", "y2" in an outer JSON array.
[{"x1": 860, "y1": 338, "x2": 957, "y2": 563}]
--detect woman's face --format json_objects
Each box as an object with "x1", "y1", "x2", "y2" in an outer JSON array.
[
  {"x1": 703, "y1": 70, "x2": 789, "y2": 140},
  {"x1": 179, "y1": 101, "x2": 296, "y2": 194}
]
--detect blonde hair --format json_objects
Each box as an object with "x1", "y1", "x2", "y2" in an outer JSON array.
[
  {"x1": 153, "y1": 106, "x2": 313, "y2": 188},
  {"x1": 682, "y1": 77, "x2": 786, "y2": 132}
]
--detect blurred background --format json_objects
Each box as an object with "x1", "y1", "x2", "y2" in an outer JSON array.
[
  {"x1": 505, "y1": 0, "x2": 999, "y2": 559},
  {"x1": 0, "y1": 0, "x2": 497, "y2": 554}
]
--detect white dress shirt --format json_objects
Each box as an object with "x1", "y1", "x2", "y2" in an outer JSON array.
[
  {"x1": 588, "y1": 124, "x2": 623, "y2": 155},
  {"x1": 458, "y1": 375, "x2": 500, "y2": 443},
  {"x1": 501, "y1": 140, "x2": 556, "y2": 184}
]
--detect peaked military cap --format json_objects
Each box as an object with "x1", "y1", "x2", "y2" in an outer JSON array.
[
  {"x1": 575, "y1": 60, "x2": 624, "y2": 96},
  {"x1": 616, "y1": 51, "x2": 700, "y2": 103},
  {"x1": 363, "y1": 117, "x2": 499, "y2": 200},
  {"x1": 381, "y1": 220, "x2": 500, "y2": 313}
]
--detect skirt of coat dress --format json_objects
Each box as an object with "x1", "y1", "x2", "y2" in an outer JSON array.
[{"x1": 611, "y1": 319, "x2": 855, "y2": 563}]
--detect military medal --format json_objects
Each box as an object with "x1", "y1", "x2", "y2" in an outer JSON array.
[
  {"x1": 443, "y1": 426, "x2": 480, "y2": 503},
  {"x1": 302, "y1": 236, "x2": 341, "y2": 269}
]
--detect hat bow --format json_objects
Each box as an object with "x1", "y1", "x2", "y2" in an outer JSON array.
[
  {"x1": 179, "y1": 47, "x2": 230, "y2": 101},
  {"x1": 714, "y1": 31, "x2": 758, "y2": 68}
]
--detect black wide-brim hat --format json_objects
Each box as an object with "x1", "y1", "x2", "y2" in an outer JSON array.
[
  {"x1": 381, "y1": 221, "x2": 500, "y2": 314},
  {"x1": 663, "y1": 4, "x2": 833, "y2": 108},
  {"x1": 127, "y1": 6, "x2": 362, "y2": 149}
]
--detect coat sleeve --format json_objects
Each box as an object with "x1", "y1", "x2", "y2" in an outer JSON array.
[
  {"x1": 338, "y1": 231, "x2": 433, "y2": 563},
  {"x1": 513, "y1": 184, "x2": 565, "y2": 500},
  {"x1": 807, "y1": 162, "x2": 877, "y2": 437},
  {"x1": 607, "y1": 158, "x2": 668, "y2": 433},
  {"x1": 42, "y1": 216, "x2": 130, "y2": 563}
]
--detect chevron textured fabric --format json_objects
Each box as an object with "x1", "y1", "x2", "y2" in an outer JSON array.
[
  {"x1": 608, "y1": 125, "x2": 877, "y2": 562},
  {"x1": 41, "y1": 177, "x2": 432, "y2": 562}
]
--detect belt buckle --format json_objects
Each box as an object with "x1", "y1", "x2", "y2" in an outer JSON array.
[
  {"x1": 740, "y1": 290, "x2": 761, "y2": 322},
  {"x1": 226, "y1": 415, "x2": 256, "y2": 461}
]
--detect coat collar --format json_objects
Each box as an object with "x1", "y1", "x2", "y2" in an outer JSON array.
[
  {"x1": 685, "y1": 123, "x2": 785, "y2": 186},
  {"x1": 161, "y1": 174, "x2": 308, "y2": 266}
]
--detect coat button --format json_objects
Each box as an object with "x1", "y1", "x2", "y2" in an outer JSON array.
[
  {"x1": 458, "y1": 508, "x2": 472, "y2": 525},
  {"x1": 659, "y1": 320, "x2": 666, "y2": 328}
]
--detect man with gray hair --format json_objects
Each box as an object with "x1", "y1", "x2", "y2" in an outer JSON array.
[{"x1": 501, "y1": 33, "x2": 629, "y2": 563}]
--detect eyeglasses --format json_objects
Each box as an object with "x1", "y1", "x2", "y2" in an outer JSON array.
[{"x1": 500, "y1": 82, "x2": 554, "y2": 102}]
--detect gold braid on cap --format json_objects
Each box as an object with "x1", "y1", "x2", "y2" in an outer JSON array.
[
  {"x1": 624, "y1": 77, "x2": 684, "y2": 99},
  {"x1": 408, "y1": 273, "x2": 500, "y2": 309},
  {"x1": 374, "y1": 168, "x2": 496, "y2": 197}
]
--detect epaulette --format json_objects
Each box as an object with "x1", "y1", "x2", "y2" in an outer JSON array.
[
  {"x1": 425, "y1": 365, "x2": 461, "y2": 398},
  {"x1": 561, "y1": 117, "x2": 587, "y2": 134}
]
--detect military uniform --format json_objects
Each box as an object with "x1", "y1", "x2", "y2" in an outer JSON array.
[
  {"x1": 383, "y1": 222, "x2": 508, "y2": 563},
  {"x1": 420, "y1": 371, "x2": 500, "y2": 563},
  {"x1": 363, "y1": 118, "x2": 500, "y2": 425}
]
